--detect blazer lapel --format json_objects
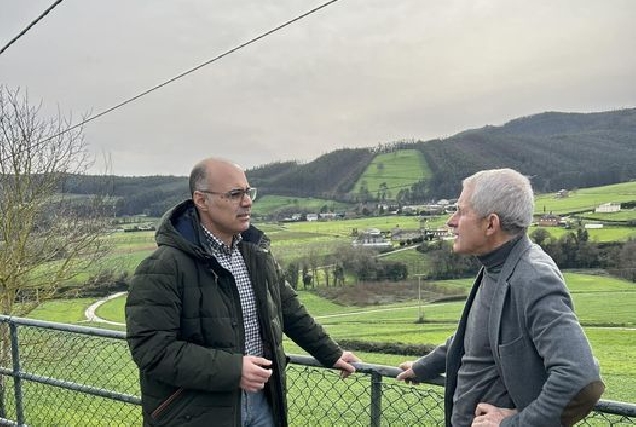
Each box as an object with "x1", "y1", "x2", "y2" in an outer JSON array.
[
  {"x1": 489, "y1": 235, "x2": 533, "y2": 365},
  {"x1": 445, "y1": 267, "x2": 485, "y2": 425}
]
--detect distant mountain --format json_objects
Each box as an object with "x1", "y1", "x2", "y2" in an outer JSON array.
[
  {"x1": 422, "y1": 108, "x2": 636, "y2": 198},
  {"x1": 63, "y1": 108, "x2": 636, "y2": 215}
]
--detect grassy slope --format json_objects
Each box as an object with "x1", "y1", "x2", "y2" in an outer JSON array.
[
  {"x1": 353, "y1": 149, "x2": 430, "y2": 195},
  {"x1": 252, "y1": 195, "x2": 353, "y2": 216},
  {"x1": 534, "y1": 181, "x2": 636, "y2": 215}
]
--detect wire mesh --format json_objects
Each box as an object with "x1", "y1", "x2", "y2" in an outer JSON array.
[{"x1": 0, "y1": 319, "x2": 634, "y2": 426}]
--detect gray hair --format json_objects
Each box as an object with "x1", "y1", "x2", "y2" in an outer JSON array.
[
  {"x1": 189, "y1": 161, "x2": 208, "y2": 196},
  {"x1": 463, "y1": 168, "x2": 534, "y2": 234}
]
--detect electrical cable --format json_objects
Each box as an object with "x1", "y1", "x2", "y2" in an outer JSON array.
[
  {"x1": 0, "y1": 0, "x2": 66, "y2": 57},
  {"x1": 0, "y1": 0, "x2": 345, "y2": 164}
]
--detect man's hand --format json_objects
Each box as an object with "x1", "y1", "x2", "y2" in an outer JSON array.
[
  {"x1": 471, "y1": 403, "x2": 518, "y2": 426},
  {"x1": 240, "y1": 356, "x2": 273, "y2": 392},
  {"x1": 332, "y1": 351, "x2": 359, "y2": 378},
  {"x1": 396, "y1": 360, "x2": 417, "y2": 383}
]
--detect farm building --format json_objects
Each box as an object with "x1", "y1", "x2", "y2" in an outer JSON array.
[
  {"x1": 596, "y1": 202, "x2": 621, "y2": 213},
  {"x1": 352, "y1": 228, "x2": 392, "y2": 250}
]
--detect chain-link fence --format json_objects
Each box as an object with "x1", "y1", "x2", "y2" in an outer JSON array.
[{"x1": 0, "y1": 316, "x2": 634, "y2": 426}]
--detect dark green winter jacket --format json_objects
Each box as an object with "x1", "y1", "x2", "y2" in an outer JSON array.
[{"x1": 125, "y1": 200, "x2": 343, "y2": 426}]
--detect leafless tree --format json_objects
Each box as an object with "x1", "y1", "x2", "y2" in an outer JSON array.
[{"x1": 0, "y1": 85, "x2": 111, "y2": 316}]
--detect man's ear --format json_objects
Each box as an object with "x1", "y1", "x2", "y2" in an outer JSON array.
[
  {"x1": 485, "y1": 213, "x2": 501, "y2": 235},
  {"x1": 193, "y1": 192, "x2": 208, "y2": 211}
]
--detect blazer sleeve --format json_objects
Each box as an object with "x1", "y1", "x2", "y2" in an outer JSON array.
[
  {"x1": 502, "y1": 263, "x2": 603, "y2": 426},
  {"x1": 412, "y1": 334, "x2": 453, "y2": 382}
]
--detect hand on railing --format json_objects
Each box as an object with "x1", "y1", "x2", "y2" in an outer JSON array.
[
  {"x1": 332, "y1": 351, "x2": 360, "y2": 379},
  {"x1": 396, "y1": 360, "x2": 418, "y2": 384}
]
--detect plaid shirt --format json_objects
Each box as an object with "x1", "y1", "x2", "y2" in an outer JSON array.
[{"x1": 202, "y1": 226, "x2": 263, "y2": 357}]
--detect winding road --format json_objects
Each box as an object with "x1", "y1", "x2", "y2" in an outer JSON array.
[
  {"x1": 84, "y1": 291, "x2": 126, "y2": 326},
  {"x1": 84, "y1": 292, "x2": 635, "y2": 331}
]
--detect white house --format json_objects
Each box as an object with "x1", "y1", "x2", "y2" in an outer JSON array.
[
  {"x1": 352, "y1": 228, "x2": 392, "y2": 250},
  {"x1": 596, "y1": 203, "x2": 621, "y2": 213}
]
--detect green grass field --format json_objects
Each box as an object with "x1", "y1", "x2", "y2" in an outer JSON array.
[
  {"x1": 276, "y1": 215, "x2": 434, "y2": 237},
  {"x1": 581, "y1": 209, "x2": 636, "y2": 222},
  {"x1": 535, "y1": 181, "x2": 636, "y2": 215},
  {"x1": 252, "y1": 195, "x2": 353, "y2": 217},
  {"x1": 27, "y1": 272, "x2": 636, "y2": 405},
  {"x1": 353, "y1": 149, "x2": 431, "y2": 195},
  {"x1": 532, "y1": 225, "x2": 636, "y2": 242}
]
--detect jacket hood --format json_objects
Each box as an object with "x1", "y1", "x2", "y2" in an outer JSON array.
[{"x1": 154, "y1": 199, "x2": 269, "y2": 257}]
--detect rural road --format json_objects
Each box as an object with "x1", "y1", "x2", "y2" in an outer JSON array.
[{"x1": 84, "y1": 291, "x2": 126, "y2": 326}]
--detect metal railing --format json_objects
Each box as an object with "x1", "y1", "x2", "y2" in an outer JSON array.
[{"x1": 0, "y1": 315, "x2": 634, "y2": 426}]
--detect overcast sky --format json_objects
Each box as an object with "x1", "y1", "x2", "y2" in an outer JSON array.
[{"x1": 1, "y1": 0, "x2": 635, "y2": 176}]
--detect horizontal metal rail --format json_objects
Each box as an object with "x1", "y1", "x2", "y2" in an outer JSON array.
[{"x1": 1, "y1": 315, "x2": 635, "y2": 421}]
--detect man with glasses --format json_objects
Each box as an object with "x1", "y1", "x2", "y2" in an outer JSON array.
[{"x1": 126, "y1": 157, "x2": 358, "y2": 427}]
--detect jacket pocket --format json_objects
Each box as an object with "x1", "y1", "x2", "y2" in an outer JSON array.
[
  {"x1": 499, "y1": 335, "x2": 545, "y2": 409},
  {"x1": 151, "y1": 388, "x2": 185, "y2": 421},
  {"x1": 149, "y1": 389, "x2": 236, "y2": 426}
]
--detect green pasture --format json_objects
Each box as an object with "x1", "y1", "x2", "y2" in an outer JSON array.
[
  {"x1": 534, "y1": 181, "x2": 636, "y2": 215},
  {"x1": 353, "y1": 149, "x2": 430, "y2": 195},
  {"x1": 27, "y1": 298, "x2": 95, "y2": 324},
  {"x1": 533, "y1": 225, "x2": 636, "y2": 242},
  {"x1": 379, "y1": 247, "x2": 431, "y2": 276},
  {"x1": 580, "y1": 209, "x2": 636, "y2": 222},
  {"x1": 277, "y1": 215, "x2": 424, "y2": 236},
  {"x1": 252, "y1": 195, "x2": 353, "y2": 216},
  {"x1": 22, "y1": 272, "x2": 636, "y2": 417}
]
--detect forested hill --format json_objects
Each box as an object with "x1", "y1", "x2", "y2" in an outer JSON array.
[
  {"x1": 64, "y1": 107, "x2": 636, "y2": 215},
  {"x1": 422, "y1": 108, "x2": 636, "y2": 199},
  {"x1": 246, "y1": 148, "x2": 376, "y2": 198}
]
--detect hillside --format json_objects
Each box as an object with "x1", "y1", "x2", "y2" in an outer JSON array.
[
  {"x1": 421, "y1": 108, "x2": 636, "y2": 198},
  {"x1": 247, "y1": 148, "x2": 376, "y2": 198},
  {"x1": 353, "y1": 149, "x2": 431, "y2": 198},
  {"x1": 61, "y1": 108, "x2": 636, "y2": 215}
]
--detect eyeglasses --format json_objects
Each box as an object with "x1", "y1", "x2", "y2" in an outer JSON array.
[{"x1": 197, "y1": 187, "x2": 257, "y2": 202}]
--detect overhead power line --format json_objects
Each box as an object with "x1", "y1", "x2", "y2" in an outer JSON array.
[
  {"x1": 0, "y1": 0, "x2": 66, "y2": 57},
  {"x1": 1, "y1": 0, "x2": 345, "y2": 164}
]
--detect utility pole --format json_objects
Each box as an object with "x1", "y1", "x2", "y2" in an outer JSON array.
[{"x1": 414, "y1": 273, "x2": 426, "y2": 323}]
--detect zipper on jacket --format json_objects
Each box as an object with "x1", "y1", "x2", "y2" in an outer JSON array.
[{"x1": 151, "y1": 388, "x2": 184, "y2": 420}]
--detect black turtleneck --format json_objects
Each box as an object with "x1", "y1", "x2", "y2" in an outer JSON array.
[{"x1": 477, "y1": 234, "x2": 523, "y2": 274}]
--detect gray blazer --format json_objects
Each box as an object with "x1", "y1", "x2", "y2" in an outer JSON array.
[{"x1": 412, "y1": 235, "x2": 602, "y2": 426}]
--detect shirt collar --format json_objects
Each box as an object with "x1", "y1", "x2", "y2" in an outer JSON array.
[{"x1": 201, "y1": 225, "x2": 241, "y2": 255}]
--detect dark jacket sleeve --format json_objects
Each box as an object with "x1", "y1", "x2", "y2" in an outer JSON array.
[
  {"x1": 277, "y1": 275, "x2": 342, "y2": 368},
  {"x1": 125, "y1": 250, "x2": 243, "y2": 391}
]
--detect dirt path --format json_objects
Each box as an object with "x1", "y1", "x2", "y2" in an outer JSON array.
[
  {"x1": 84, "y1": 292, "x2": 636, "y2": 331},
  {"x1": 314, "y1": 304, "x2": 445, "y2": 320},
  {"x1": 84, "y1": 291, "x2": 126, "y2": 327}
]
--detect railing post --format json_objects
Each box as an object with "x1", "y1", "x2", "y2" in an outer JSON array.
[
  {"x1": 9, "y1": 322, "x2": 25, "y2": 426},
  {"x1": 0, "y1": 321, "x2": 5, "y2": 420},
  {"x1": 370, "y1": 371, "x2": 382, "y2": 427}
]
